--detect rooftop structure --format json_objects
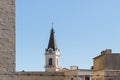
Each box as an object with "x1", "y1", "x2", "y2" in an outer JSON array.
[{"x1": 92, "y1": 49, "x2": 120, "y2": 80}]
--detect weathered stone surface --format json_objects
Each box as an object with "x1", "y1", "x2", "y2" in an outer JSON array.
[
  {"x1": 15, "y1": 72, "x2": 65, "y2": 80},
  {"x1": 15, "y1": 69, "x2": 92, "y2": 80},
  {"x1": 105, "y1": 70, "x2": 120, "y2": 80},
  {"x1": 92, "y1": 49, "x2": 120, "y2": 80},
  {"x1": 0, "y1": 0, "x2": 15, "y2": 80}
]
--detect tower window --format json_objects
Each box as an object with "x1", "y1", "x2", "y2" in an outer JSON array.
[
  {"x1": 85, "y1": 76, "x2": 90, "y2": 80},
  {"x1": 71, "y1": 77, "x2": 73, "y2": 80},
  {"x1": 49, "y1": 58, "x2": 52, "y2": 65}
]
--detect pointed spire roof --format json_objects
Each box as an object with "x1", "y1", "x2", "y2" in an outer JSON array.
[{"x1": 47, "y1": 27, "x2": 57, "y2": 51}]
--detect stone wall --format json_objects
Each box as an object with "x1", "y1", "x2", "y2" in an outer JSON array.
[
  {"x1": 65, "y1": 70, "x2": 92, "y2": 80},
  {"x1": 15, "y1": 72, "x2": 64, "y2": 80},
  {"x1": 0, "y1": 0, "x2": 15, "y2": 80},
  {"x1": 105, "y1": 54, "x2": 120, "y2": 70},
  {"x1": 93, "y1": 54, "x2": 105, "y2": 71},
  {"x1": 92, "y1": 70, "x2": 105, "y2": 80},
  {"x1": 92, "y1": 49, "x2": 120, "y2": 80},
  {"x1": 105, "y1": 70, "x2": 120, "y2": 80}
]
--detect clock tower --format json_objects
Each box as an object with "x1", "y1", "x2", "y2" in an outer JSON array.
[{"x1": 45, "y1": 27, "x2": 61, "y2": 72}]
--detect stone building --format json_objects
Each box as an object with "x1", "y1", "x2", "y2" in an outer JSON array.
[
  {"x1": 0, "y1": 0, "x2": 15, "y2": 80},
  {"x1": 92, "y1": 49, "x2": 120, "y2": 80},
  {"x1": 15, "y1": 69, "x2": 92, "y2": 80},
  {"x1": 15, "y1": 28, "x2": 92, "y2": 80},
  {"x1": 65, "y1": 68, "x2": 92, "y2": 80}
]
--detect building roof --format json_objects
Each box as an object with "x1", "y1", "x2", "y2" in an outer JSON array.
[
  {"x1": 93, "y1": 49, "x2": 112, "y2": 59},
  {"x1": 47, "y1": 27, "x2": 58, "y2": 51},
  {"x1": 57, "y1": 68, "x2": 69, "y2": 72}
]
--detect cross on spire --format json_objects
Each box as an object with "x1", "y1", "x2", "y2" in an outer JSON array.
[{"x1": 52, "y1": 22, "x2": 54, "y2": 27}]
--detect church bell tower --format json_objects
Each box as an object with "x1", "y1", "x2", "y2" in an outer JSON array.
[{"x1": 45, "y1": 27, "x2": 61, "y2": 72}]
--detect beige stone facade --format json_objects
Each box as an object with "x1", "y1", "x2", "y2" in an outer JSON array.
[
  {"x1": 15, "y1": 72, "x2": 65, "y2": 80},
  {"x1": 92, "y1": 49, "x2": 120, "y2": 80},
  {"x1": 45, "y1": 48, "x2": 61, "y2": 72},
  {"x1": 15, "y1": 69, "x2": 92, "y2": 80},
  {"x1": 65, "y1": 69, "x2": 92, "y2": 80},
  {"x1": 0, "y1": 0, "x2": 15, "y2": 80}
]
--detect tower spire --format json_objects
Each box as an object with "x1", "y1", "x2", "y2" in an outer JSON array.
[
  {"x1": 47, "y1": 27, "x2": 57, "y2": 51},
  {"x1": 45, "y1": 25, "x2": 61, "y2": 72}
]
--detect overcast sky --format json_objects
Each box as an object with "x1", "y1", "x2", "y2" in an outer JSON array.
[{"x1": 16, "y1": 0, "x2": 120, "y2": 71}]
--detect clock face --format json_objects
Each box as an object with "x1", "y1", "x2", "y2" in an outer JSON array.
[{"x1": 49, "y1": 49, "x2": 52, "y2": 53}]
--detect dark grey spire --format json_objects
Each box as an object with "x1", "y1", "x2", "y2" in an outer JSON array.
[{"x1": 47, "y1": 27, "x2": 57, "y2": 51}]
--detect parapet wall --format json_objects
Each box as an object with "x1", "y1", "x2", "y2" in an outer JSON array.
[{"x1": 15, "y1": 72, "x2": 65, "y2": 80}]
